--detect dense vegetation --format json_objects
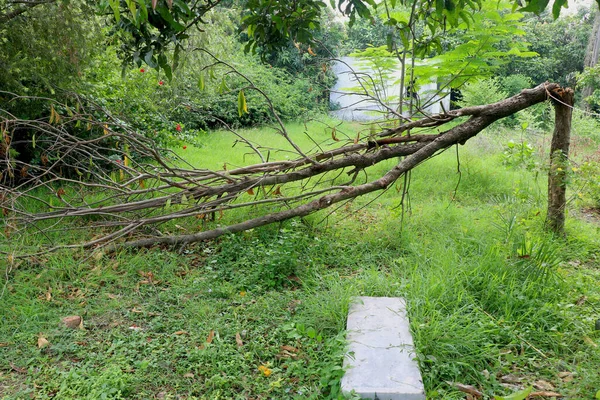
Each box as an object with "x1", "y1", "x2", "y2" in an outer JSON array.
[{"x1": 1, "y1": 0, "x2": 600, "y2": 399}]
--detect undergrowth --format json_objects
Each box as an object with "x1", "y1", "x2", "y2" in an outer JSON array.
[{"x1": 1, "y1": 123, "x2": 599, "y2": 399}]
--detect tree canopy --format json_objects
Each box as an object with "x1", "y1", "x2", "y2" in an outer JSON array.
[{"x1": 0, "y1": 0, "x2": 586, "y2": 75}]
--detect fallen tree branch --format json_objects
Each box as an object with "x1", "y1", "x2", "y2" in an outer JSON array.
[{"x1": 0, "y1": 83, "x2": 560, "y2": 255}]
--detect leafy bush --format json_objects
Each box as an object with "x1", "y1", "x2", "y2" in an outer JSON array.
[
  {"x1": 209, "y1": 225, "x2": 312, "y2": 290},
  {"x1": 572, "y1": 160, "x2": 600, "y2": 208},
  {"x1": 458, "y1": 78, "x2": 508, "y2": 107},
  {"x1": 571, "y1": 111, "x2": 600, "y2": 140},
  {"x1": 498, "y1": 11, "x2": 591, "y2": 86},
  {"x1": 459, "y1": 77, "x2": 551, "y2": 129},
  {"x1": 174, "y1": 57, "x2": 326, "y2": 130},
  {"x1": 501, "y1": 74, "x2": 533, "y2": 96},
  {"x1": 502, "y1": 140, "x2": 537, "y2": 170}
]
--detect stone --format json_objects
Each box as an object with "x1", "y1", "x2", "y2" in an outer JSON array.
[{"x1": 341, "y1": 297, "x2": 426, "y2": 400}]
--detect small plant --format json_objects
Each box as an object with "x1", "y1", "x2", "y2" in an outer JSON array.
[
  {"x1": 512, "y1": 235, "x2": 562, "y2": 283},
  {"x1": 571, "y1": 160, "x2": 600, "y2": 208},
  {"x1": 501, "y1": 139, "x2": 537, "y2": 170}
]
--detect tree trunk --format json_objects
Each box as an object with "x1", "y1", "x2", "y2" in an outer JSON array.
[
  {"x1": 582, "y1": 7, "x2": 600, "y2": 110},
  {"x1": 547, "y1": 87, "x2": 574, "y2": 234}
]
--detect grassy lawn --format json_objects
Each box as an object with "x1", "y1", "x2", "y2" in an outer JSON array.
[{"x1": 1, "y1": 118, "x2": 600, "y2": 399}]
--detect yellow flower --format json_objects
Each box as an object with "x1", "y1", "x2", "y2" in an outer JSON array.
[
  {"x1": 240, "y1": 291, "x2": 246, "y2": 297},
  {"x1": 258, "y1": 365, "x2": 272, "y2": 377}
]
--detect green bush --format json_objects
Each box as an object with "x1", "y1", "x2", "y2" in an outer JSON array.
[
  {"x1": 458, "y1": 78, "x2": 508, "y2": 107},
  {"x1": 502, "y1": 140, "x2": 537, "y2": 170},
  {"x1": 573, "y1": 160, "x2": 600, "y2": 208},
  {"x1": 501, "y1": 74, "x2": 533, "y2": 96}
]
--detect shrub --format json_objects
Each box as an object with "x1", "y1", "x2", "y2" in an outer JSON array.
[
  {"x1": 501, "y1": 74, "x2": 533, "y2": 96},
  {"x1": 502, "y1": 140, "x2": 537, "y2": 170},
  {"x1": 458, "y1": 78, "x2": 508, "y2": 107},
  {"x1": 572, "y1": 160, "x2": 600, "y2": 208}
]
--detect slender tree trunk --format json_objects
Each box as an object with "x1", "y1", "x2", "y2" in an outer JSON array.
[
  {"x1": 582, "y1": 7, "x2": 600, "y2": 110},
  {"x1": 547, "y1": 87, "x2": 574, "y2": 234}
]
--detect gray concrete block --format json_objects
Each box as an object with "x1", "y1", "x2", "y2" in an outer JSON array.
[{"x1": 341, "y1": 297, "x2": 426, "y2": 400}]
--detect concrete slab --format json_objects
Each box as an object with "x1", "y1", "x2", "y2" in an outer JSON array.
[{"x1": 341, "y1": 297, "x2": 426, "y2": 400}]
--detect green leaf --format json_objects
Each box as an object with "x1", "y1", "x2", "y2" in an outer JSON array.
[
  {"x1": 436, "y1": 0, "x2": 445, "y2": 17},
  {"x1": 218, "y1": 77, "x2": 229, "y2": 94},
  {"x1": 173, "y1": 45, "x2": 181, "y2": 71},
  {"x1": 32, "y1": 134, "x2": 35, "y2": 149},
  {"x1": 163, "y1": 64, "x2": 172, "y2": 81},
  {"x1": 494, "y1": 387, "x2": 532, "y2": 400},
  {"x1": 109, "y1": 0, "x2": 120, "y2": 22},
  {"x1": 519, "y1": 0, "x2": 550, "y2": 14},
  {"x1": 158, "y1": 53, "x2": 168, "y2": 68},
  {"x1": 551, "y1": 0, "x2": 567, "y2": 19},
  {"x1": 595, "y1": 390, "x2": 600, "y2": 399},
  {"x1": 126, "y1": 0, "x2": 138, "y2": 26},
  {"x1": 173, "y1": 0, "x2": 191, "y2": 15},
  {"x1": 198, "y1": 73, "x2": 205, "y2": 91},
  {"x1": 386, "y1": 32, "x2": 394, "y2": 52},
  {"x1": 237, "y1": 90, "x2": 248, "y2": 117},
  {"x1": 138, "y1": 0, "x2": 148, "y2": 23},
  {"x1": 156, "y1": 5, "x2": 186, "y2": 31},
  {"x1": 144, "y1": 50, "x2": 157, "y2": 68},
  {"x1": 459, "y1": 10, "x2": 472, "y2": 28},
  {"x1": 399, "y1": 30, "x2": 410, "y2": 50}
]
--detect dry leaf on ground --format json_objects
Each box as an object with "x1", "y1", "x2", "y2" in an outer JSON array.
[
  {"x1": 529, "y1": 391, "x2": 562, "y2": 398},
  {"x1": 37, "y1": 334, "x2": 49, "y2": 349},
  {"x1": 533, "y1": 380, "x2": 555, "y2": 391},
  {"x1": 206, "y1": 330, "x2": 214, "y2": 344},
  {"x1": 501, "y1": 374, "x2": 523, "y2": 384},
  {"x1": 583, "y1": 336, "x2": 598, "y2": 347},
  {"x1": 61, "y1": 316, "x2": 83, "y2": 329},
  {"x1": 576, "y1": 295, "x2": 587, "y2": 306},
  {"x1": 557, "y1": 371, "x2": 574, "y2": 382},
  {"x1": 447, "y1": 382, "x2": 483, "y2": 398},
  {"x1": 10, "y1": 363, "x2": 26, "y2": 374},
  {"x1": 235, "y1": 332, "x2": 243, "y2": 347}
]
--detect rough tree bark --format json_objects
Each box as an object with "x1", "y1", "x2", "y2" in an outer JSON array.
[{"x1": 547, "y1": 87, "x2": 574, "y2": 234}]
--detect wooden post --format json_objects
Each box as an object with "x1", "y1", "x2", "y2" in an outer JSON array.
[{"x1": 547, "y1": 87, "x2": 574, "y2": 234}]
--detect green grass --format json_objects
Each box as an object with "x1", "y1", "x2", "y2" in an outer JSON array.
[{"x1": 1, "y1": 120, "x2": 600, "y2": 399}]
